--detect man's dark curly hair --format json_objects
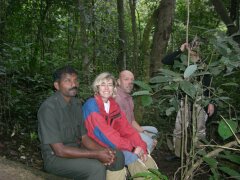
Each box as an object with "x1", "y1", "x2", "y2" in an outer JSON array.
[{"x1": 53, "y1": 65, "x2": 78, "y2": 82}]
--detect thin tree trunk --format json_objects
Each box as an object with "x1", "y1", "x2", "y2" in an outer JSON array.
[
  {"x1": 140, "y1": 7, "x2": 159, "y2": 81},
  {"x1": 129, "y1": 0, "x2": 138, "y2": 75},
  {"x1": 149, "y1": 0, "x2": 176, "y2": 77},
  {"x1": 0, "y1": 0, "x2": 7, "y2": 53},
  {"x1": 117, "y1": 0, "x2": 126, "y2": 71},
  {"x1": 211, "y1": 0, "x2": 240, "y2": 43},
  {"x1": 78, "y1": 0, "x2": 91, "y2": 83},
  {"x1": 31, "y1": 0, "x2": 51, "y2": 72}
]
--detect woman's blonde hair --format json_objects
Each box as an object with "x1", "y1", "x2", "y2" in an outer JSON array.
[{"x1": 92, "y1": 72, "x2": 117, "y2": 96}]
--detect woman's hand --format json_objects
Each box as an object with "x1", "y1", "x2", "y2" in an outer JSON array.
[{"x1": 133, "y1": 146, "x2": 148, "y2": 162}]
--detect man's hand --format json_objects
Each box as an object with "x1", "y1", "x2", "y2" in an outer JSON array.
[
  {"x1": 207, "y1": 103, "x2": 215, "y2": 117},
  {"x1": 97, "y1": 148, "x2": 116, "y2": 165},
  {"x1": 180, "y1": 43, "x2": 189, "y2": 52}
]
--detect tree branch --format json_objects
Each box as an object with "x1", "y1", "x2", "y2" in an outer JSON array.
[{"x1": 184, "y1": 140, "x2": 239, "y2": 179}]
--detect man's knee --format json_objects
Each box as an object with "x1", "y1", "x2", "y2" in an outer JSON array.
[{"x1": 45, "y1": 158, "x2": 106, "y2": 180}]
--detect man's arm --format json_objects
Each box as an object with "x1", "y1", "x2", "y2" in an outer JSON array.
[
  {"x1": 162, "y1": 43, "x2": 188, "y2": 65},
  {"x1": 131, "y1": 120, "x2": 144, "y2": 133},
  {"x1": 50, "y1": 141, "x2": 115, "y2": 165},
  {"x1": 81, "y1": 134, "x2": 105, "y2": 150}
]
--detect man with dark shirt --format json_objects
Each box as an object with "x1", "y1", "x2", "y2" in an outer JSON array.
[
  {"x1": 38, "y1": 66, "x2": 125, "y2": 180},
  {"x1": 162, "y1": 42, "x2": 215, "y2": 158}
]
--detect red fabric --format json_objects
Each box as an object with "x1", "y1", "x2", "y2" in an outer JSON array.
[{"x1": 84, "y1": 95, "x2": 147, "y2": 153}]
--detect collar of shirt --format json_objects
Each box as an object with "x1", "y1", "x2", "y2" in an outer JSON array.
[
  {"x1": 55, "y1": 91, "x2": 77, "y2": 108},
  {"x1": 116, "y1": 87, "x2": 132, "y2": 100}
]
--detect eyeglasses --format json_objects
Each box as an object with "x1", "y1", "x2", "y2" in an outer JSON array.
[{"x1": 99, "y1": 83, "x2": 114, "y2": 88}]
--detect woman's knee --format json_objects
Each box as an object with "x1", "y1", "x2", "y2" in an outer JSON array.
[{"x1": 107, "y1": 149, "x2": 125, "y2": 171}]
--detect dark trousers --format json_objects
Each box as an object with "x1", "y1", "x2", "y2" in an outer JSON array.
[{"x1": 44, "y1": 150, "x2": 125, "y2": 180}]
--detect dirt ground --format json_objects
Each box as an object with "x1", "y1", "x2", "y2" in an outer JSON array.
[{"x1": 0, "y1": 135, "x2": 182, "y2": 180}]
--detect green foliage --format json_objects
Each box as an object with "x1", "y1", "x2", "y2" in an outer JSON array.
[
  {"x1": 218, "y1": 166, "x2": 240, "y2": 180},
  {"x1": 30, "y1": 132, "x2": 38, "y2": 142},
  {"x1": 179, "y1": 80, "x2": 196, "y2": 98},
  {"x1": 203, "y1": 157, "x2": 218, "y2": 168},
  {"x1": 131, "y1": 168, "x2": 168, "y2": 180},
  {"x1": 218, "y1": 119, "x2": 238, "y2": 140},
  {"x1": 1, "y1": 1, "x2": 240, "y2": 179},
  {"x1": 133, "y1": 31, "x2": 240, "y2": 179},
  {"x1": 134, "y1": 80, "x2": 152, "y2": 92},
  {"x1": 218, "y1": 154, "x2": 240, "y2": 165},
  {"x1": 133, "y1": 81, "x2": 153, "y2": 107}
]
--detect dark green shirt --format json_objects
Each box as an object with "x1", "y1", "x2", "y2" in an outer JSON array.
[{"x1": 37, "y1": 91, "x2": 86, "y2": 165}]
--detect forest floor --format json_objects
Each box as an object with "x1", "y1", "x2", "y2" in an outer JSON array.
[{"x1": 0, "y1": 134, "x2": 209, "y2": 180}]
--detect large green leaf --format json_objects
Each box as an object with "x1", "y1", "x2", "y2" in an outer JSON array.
[
  {"x1": 221, "y1": 82, "x2": 239, "y2": 87},
  {"x1": 184, "y1": 64, "x2": 197, "y2": 78},
  {"x1": 163, "y1": 83, "x2": 179, "y2": 91},
  {"x1": 203, "y1": 157, "x2": 218, "y2": 168},
  {"x1": 132, "y1": 171, "x2": 160, "y2": 179},
  {"x1": 192, "y1": 71, "x2": 210, "y2": 77},
  {"x1": 166, "y1": 107, "x2": 175, "y2": 116},
  {"x1": 141, "y1": 95, "x2": 153, "y2": 107},
  {"x1": 160, "y1": 68, "x2": 182, "y2": 77},
  {"x1": 150, "y1": 76, "x2": 173, "y2": 83},
  {"x1": 134, "y1": 80, "x2": 152, "y2": 91},
  {"x1": 132, "y1": 90, "x2": 151, "y2": 96},
  {"x1": 179, "y1": 80, "x2": 196, "y2": 98},
  {"x1": 210, "y1": 167, "x2": 220, "y2": 180},
  {"x1": 218, "y1": 119, "x2": 238, "y2": 140},
  {"x1": 218, "y1": 154, "x2": 240, "y2": 165},
  {"x1": 219, "y1": 166, "x2": 240, "y2": 179}
]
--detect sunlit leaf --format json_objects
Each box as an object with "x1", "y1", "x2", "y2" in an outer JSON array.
[
  {"x1": 132, "y1": 171, "x2": 158, "y2": 178},
  {"x1": 132, "y1": 90, "x2": 151, "y2": 96},
  {"x1": 218, "y1": 119, "x2": 238, "y2": 140},
  {"x1": 12, "y1": 47, "x2": 22, "y2": 51},
  {"x1": 184, "y1": 65, "x2": 197, "y2": 78},
  {"x1": 221, "y1": 82, "x2": 238, "y2": 87}
]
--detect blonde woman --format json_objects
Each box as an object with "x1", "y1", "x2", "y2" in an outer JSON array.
[{"x1": 82, "y1": 72, "x2": 158, "y2": 178}]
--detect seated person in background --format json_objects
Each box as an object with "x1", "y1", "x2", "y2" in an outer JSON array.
[
  {"x1": 162, "y1": 40, "x2": 215, "y2": 159},
  {"x1": 38, "y1": 66, "x2": 125, "y2": 180},
  {"x1": 115, "y1": 70, "x2": 158, "y2": 153},
  {"x1": 82, "y1": 72, "x2": 158, "y2": 177}
]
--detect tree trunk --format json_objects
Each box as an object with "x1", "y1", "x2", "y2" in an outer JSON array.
[
  {"x1": 129, "y1": 0, "x2": 138, "y2": 75},
  {"x1": 140, "y1": 7, "x2": 159, "y2": 81},
  {"x1": 211, "y1": 0, "x2": 240, "y2": 43},
  {"x1": 0, "y1": 0, "x2": 7, "y2": 53},
  {"x1": 117, "y1": 0, "x2": 126, "y2": 71},
  {"x1": 149, "y1": 0, "x2": 176, "y2": 77},
  {"x1": 78, "y1": 0, "x2": 91, "y2": 83}
]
